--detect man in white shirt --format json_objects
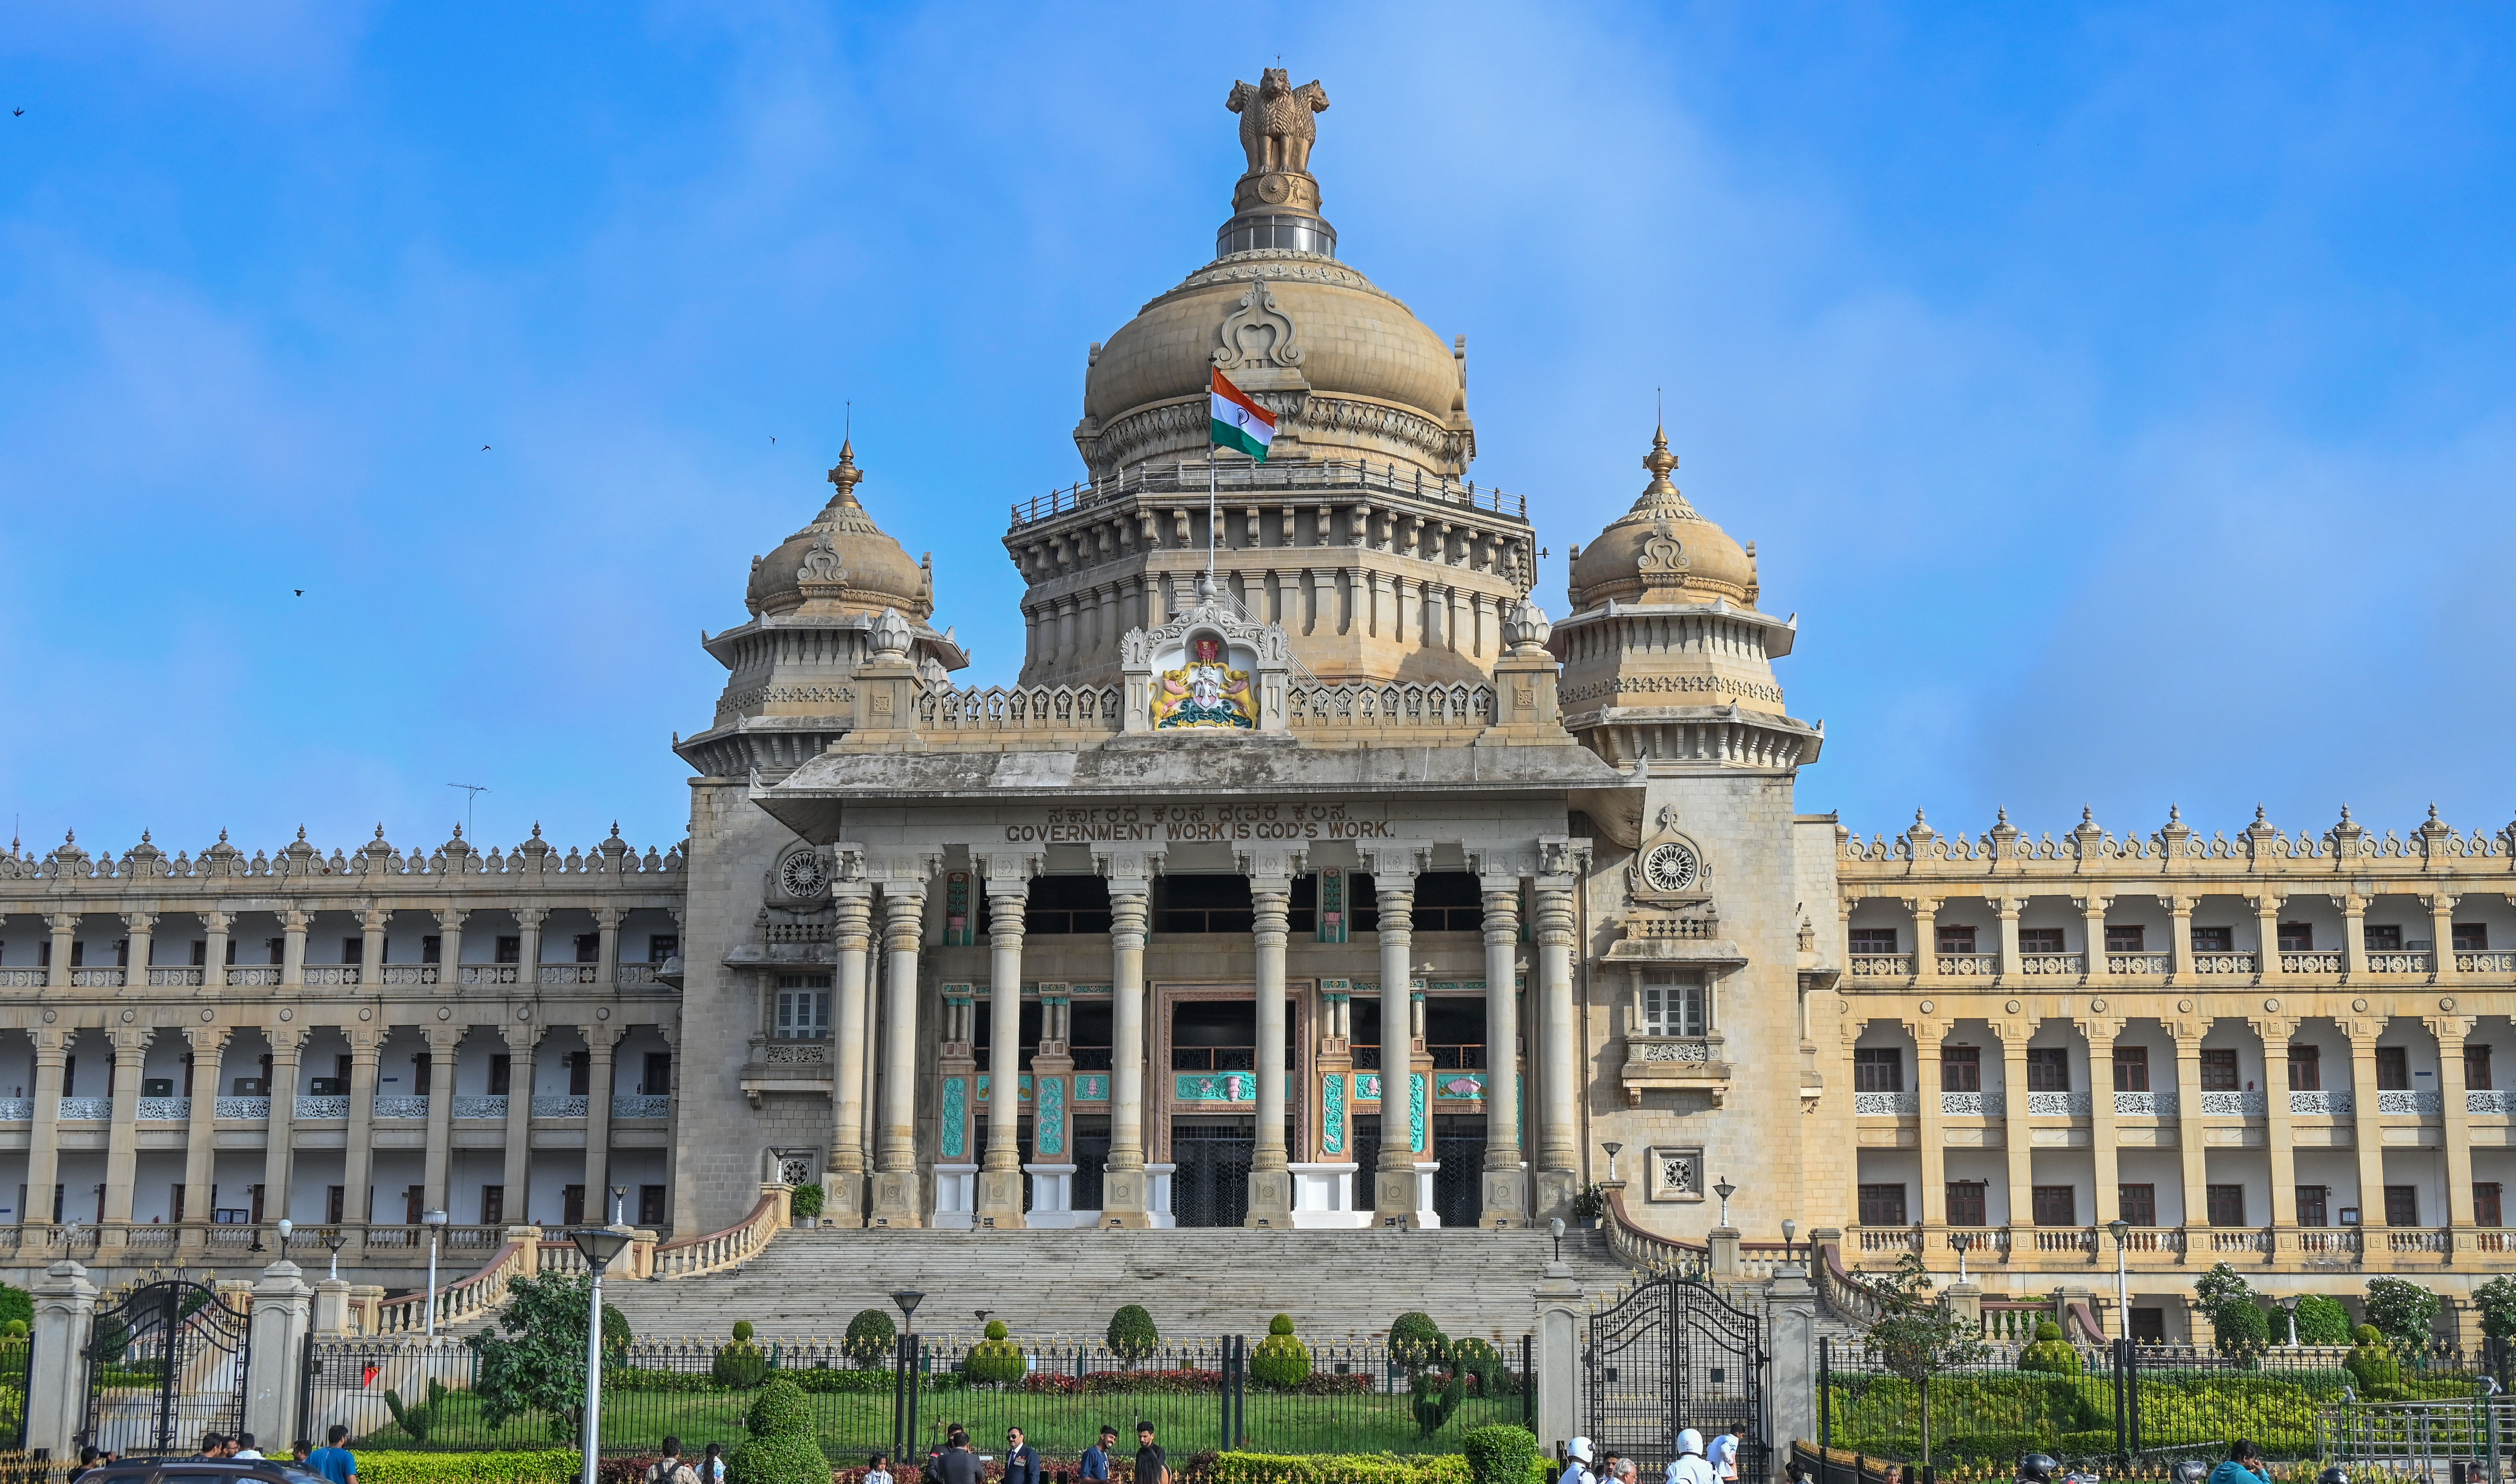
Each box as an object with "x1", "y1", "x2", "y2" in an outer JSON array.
[
  {"x1": 1563, "y1": 1438, "x2": 1597, "y2": 1484},
  {"x1": 1664, "y1": 1429, "x2": 1717, "y2": 1484},
  {"x1": 1708, "y1": 1425, "x2": 1744, "y2": 1483}
]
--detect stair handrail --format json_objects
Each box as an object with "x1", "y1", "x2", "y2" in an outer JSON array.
[
  {"x1": 1815, "y1": 1238, "x2": 1885, "y2": 1326},
  {"x1": 1602, "y1": 1186, "x2": 1709, "y2": 1277},
  {"x1": 372, "y1": 1238, "x2": 527, "y2": 1335},
  {"x1": 2064, "y1": 1297, "x2": 2108, "y2": 1343},
  {"x1": 652, "y1": 1186, "x2": 788, "y2": 1279}
]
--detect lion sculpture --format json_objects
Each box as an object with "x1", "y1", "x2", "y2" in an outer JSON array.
[{"x1": 1226, "y1": 68, "x2": 1331, "y2": 175}]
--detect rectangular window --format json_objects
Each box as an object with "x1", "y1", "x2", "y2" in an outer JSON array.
[
  {"x1": 2455, "y1": 923, "x2": 2491, "y2": 951},
  {"x1": 2113, "y1": 1046, "x2": 2150, "y2": 1092},
  {"x1": 341, "y1": 937, "x2": 363, "y2": 963},
  {"x1": 495, "y1": 935, "x2": 521, "y2": 964},
  {"x1": 2385, "y1": 1185, "x2": 2421, "y2": 1227},
  {"x1": 2477, "y1": 1183, "x2": 2504, "y2": 1229},
  {"x1": 403, "y1": 1185, "x2": 425, "y2": 1225},
  {"x1": 1152, "y1": 875, "x2": 1255, "y2": 934},
  {"x1": 1852, "y1": 1048, "x2": 1904, "y2": 1093},
  {"x1": 566, "y1": 1051, "x2": 589, "y2": 1097},
  {"x1": 2288, "y1": 1045, "x2": 2321, "y2": 1091},
  {"x1": 1942, "y1": 1046, "x2": 1982, "y2": 1092},
  {"x1": 2469, "y1": 1045, "x2": 2494, "y2": 1093},
  {"x1": 412, "y1": 1054, "x2": 432, "y2": 1097},
  {"x1": 1935, "y1": 924, "x2": 1977, "y2": 954},
  {"x1": 421, "y1": 935, "x2": 441, "y2": 964},
  {"x1": 648, "y1": 935, "x2": 680, "y2": 964},
  {"x1": 2278, "y1": 922, "x2": 2315, "y2": 951},
  {"x1": 2118, "y1": 1184, "x2": 2157, "y2": 1226},
  {"x1": 1847, "y1": 928, "x2": 1898, "y2": 954},
  {"x1": 480, "y1": 1185, "x2": 505, "y2": 1227},
  {"x1": 643, "y1": 1052, "x2": 673, "y2": 1096},
  {"x1": 2376, "y1": 1046, "x2": 2411, "y2": 1091},
  {"x1": 639, "y1": 1185, "x2": 667, "y2": 1226},
  {"x1": 2031, "y1": 1185, "x2": 2078, "y2": 1226},
  {"x1": 2297, "y1": 1185, "x2": 2330, "y2": 1227},
  {"x1": 2104, "y1": 924, "x2": 2146, "y2": 953},
  {"x1": 2025, "y1": 1048, "x2": 2071, "y2": 1092},
  {"x1": 1945, "y1": 1182, "x2": 1987, "y2": 1226},
  {"x1": 2199, "y1": 1049, "x2": 2240, "y2": 1091},
  {"x1": 487, "y1": 1055, "x2": 511, "y2": 1096},
  {"x1": 1408, "y1": 872, "x2": 1486, "y2": 932},
  {"x1": 2192, "y1": 926, "x2": 2235, "y2": 952},
  {"x1": 2129, "y1": 1308, "x2": 2167, "y2": 1344},
  {"x1": 1023, "y1": 875, "x2": 1115, "y2": 936},
  {"x1": 326, "y1": 1186, "x2": 345, "y2": 1224},
  {"x1": 562, "y1": 1185, "x2": 585, "y2": 1226},
  {"x1": 574, "y1": 933, "x2": 600, "y2": 963},
  {"x1": 2365, "y1": 923, "x2": 2403, "y2": 951},
  {"x1": 1639, "y1": 973, "x2": 1707, "y2": 1037},
  {"x1": 2019, "y1": 927, "x2": 2065, "y2": 954},
  {"x1": 774, "y1": 975, "x2": 833, "y2": 1039},
  {"x1": 1857, "y1": 1184, "x2": 1908, "y2": 1226},
  {"x1": 68, "y1": 942, "x2": 83, "y2": 967},
  {"x1": 2205, "y1": 1184, "x2": 2248, "y2": 1226},
  {"x1": 190, "y1": 939, "x2": 207, "y2": 966}
]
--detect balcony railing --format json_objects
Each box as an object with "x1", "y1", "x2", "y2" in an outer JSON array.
[
  {"x1": 1854, "y1": 1091, "x2": 1919, "y2": 1115},
  {"x1": 2026, "y1": 1091, "x2": 2092, "y2": 1117},
  {"x1": 1849, "y1": 954, "x2": 1913, "y2": 978},
  {"x1": 2199, "y1": 1090, "x2": 2267, "y2": 1115},
  {"x1": 2281, "y1": 950, "x2": 2344, "y2": 973},
  {"x1": 2378, "y1": 1089, "x2": 2444, "y2": 1115},
  {"x1": 2460, "y1": 951, "x2": 2516, "y2": 973},
  {"x1": 70, "y1": 969, "x2": 124, "y2": 987},
  {"x1": 1941, "y1": 1091, "x2": 2004, "y2": 1117},
  {"x1": 2472, "y1": 1091, "x2": 2516, "y2": 1115},
  {"x1": 2365, "y1": 951, "x2": 2434, "y2": 974},
  {"x1": 372, "y1": 1097, "x2": 430, "y2": 1119},
  {"x1": 2107, "y1": 952, "x2": 2170, "y2": 975},
  {"x1": 612, "y1": 1094, "x2": 672, "y2": 1119},
  {"x1": 532, "y1": 1095, "x2": 589, "y2": 1117},
  {"x1": 146, "y1": 967, "x2": 204, "y2": 986},
  {"x1": 2018, "y1": 953, "x2": 2084, "y2": 976},
  {"x1": 1008, "y1": 456, "x2": 1529, "y2": 528},
  {"x1": 2114, "y1": 1091, "x2": 2181, "y2": 1116},
  {"x1": 226, "y1": 966, "x2": 283, "y2": 986},
  {"x1": 2193, "y1": 951, "x2": 2257, "y2": 974},
  {"x1": 58, "y1": 1097, "x2": 110, "y2": 1120},
  {"x1": 137, "y1": 1097, "x2": 189, "y2": 1121},
  {"x1": 2290, "y1": 1090, "x2": 2354, "y2": 1115},
  {"x1": 453, "y1": 1095, "x2": 509, "y2": 1118},
  {"x1": 1936, "y1": 953, "x2": 1999, "y2": 976}
]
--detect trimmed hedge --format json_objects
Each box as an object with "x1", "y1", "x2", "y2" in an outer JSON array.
[
  {"x1": 1462, "y1": 1428, "x2": 1537, "y2": 1484},
  {"x1": 1203, "y1": 1452, "x2": 1550, "y2": 1484},
  {"x1": 355, "y1": 1452, "x2": 581, "y2": 1484}
]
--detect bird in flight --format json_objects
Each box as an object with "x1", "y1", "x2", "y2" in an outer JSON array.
[
  {"x1": 481, "y1": 444, "x2": 491, "y2": 451},
  {"x1": 10, "y1": 109, "x2": 22, "y2": 118},
  {"x1": 769, "y1": 436, "x2": 777, "y2": 443},
  {"x1": 294, "y1": 589, "x2": 304, "y2": 597}
]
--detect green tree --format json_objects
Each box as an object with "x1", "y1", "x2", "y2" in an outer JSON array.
[
  {"x1": 2474, "y1": 1277, "x2": 2516, "y2": 1341},
  {"x1": 2212, "y1": 1298, "x2": 2271, "y2": 1361},
  {"x1": 2194, "y1": 1262, "x2": 2252, "y2": 1314},
  {"x1": 844, "y1": 1308, "x2": 897, "y2": 1369},
  {"x1": 1250, "y1": 1314, "x2": 1311, "y2": 1389},
  {"x1": 788, "y1": 1184, "x2": 825, "y2": 1220},
  {"x1": 2365, "y1": 1277, "x2": 2441, "y2": 1355},
  {"x1": 2294, "y1": 1294, "x2": 2353, "y2": 1346},
  {"x1": 1108, "y1": 1304, "x2": 1161, "y2": 1367},
  {"x1": 728, "y1": 1378, "x2": 828, "y2": 1484},
  {"x1": 465, "y1": 1271, "x2": 632, "y2": 1435},
  {"x1": 0, "y1": 1285, "x2": 30, "y2": 1335},
  {"x1": 1861, "y1": 1251, "x2": 1990, "y2": 1469},
  {"x1": 1463, "y1": 1426, "x2": 1539, "y2": 1484}
]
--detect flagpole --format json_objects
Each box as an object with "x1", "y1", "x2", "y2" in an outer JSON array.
[{"x1": 1207, "y1": 447, "x2": 1217, "y2": 588}]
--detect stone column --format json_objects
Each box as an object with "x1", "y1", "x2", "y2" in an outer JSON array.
[
  {"x1": 2348, "y1": 1018, "x2": 2387, "y2": 1227},
  {"x1": 871, "y1": 878, "x2": 928, "y2": 1227},
  {"x1": 423, "y1": 1024, "x2": 460, "y2": 1216},
  {"x1": 2169, "y1": 895, "x2": 2199, "y2": 981},
  {"x1": 24, "y1": 1034, "x2": 66, "y2": 1228},
  {"x1": 1766, "y1": 1259, "x2": 1821, "y2": 1455},
  {"x1": 582, "y1": 1024, "x2": 620, "y2": 1218},
  {"x1": 359, "y1": 907, "x2": 388, "y2": 988},
  {"x1": 1996, "y1": 1020, "x2": 2034, "y2": 1230},
  {"x1": 826, "y1": 883, "x2": 874, "y2": 1225},
  {"x1": 436, "y1": 908, "x2": 468, "y2": 990},
  {"x1": 101, "y1": 1029, "x2": 149, "y2": 1229},
  {"x1": 1101, "y1": 860, "x2": 1155, "y2": 1227},
  {"x1": 1369, "y1": 853, "x2": 1422, "y2": 1225},
  {"x1": 2255, "y1": 1015, "x2": 2298, "y2": 1228},
  {"x1": 1478, "y1": 877, "x2": 1528, "y2": 1226},
  {"x1": 1910, "y1": 896, "x2": 1941, "y2": 986},
  {"x1": 281, "y1": 908, "x2": 309, "y2": 988},
  {"x1": 2080, "y1": 894, "x2": 2113, "y2": 985},
  {"x1": 343, "y1": 1029, "x2": 381, "y2": 1225},
  {"x1": 2086, "y1": 1020, "x2": 2121, "y2": 1226},
  {"x1": 1995, "y1": 896, "x2": 2025, "y2": 984},
  {"x1": 24, "y1": 1260, "x2": 98, "y2": 1457},
  {"x1": 2435, "y1": 1015, "x2": 2477, "y2": 1229},
  {"x1": 262, "y1": 1027, "x2": 306, "y2": 1228},
  {"x1": 2342, "y1": 893, "x2": 2370, "y2": 980},
  {"x1": 203, "y1": 911, "x2": 233, "y2": 993},
  {"x1": 2172, "y1": 1023, "x2": 2210, "y2": 1232},
  {"x1": 124, "y1": 911, "x2": 158, "y2": 991},
  {"x1": 2252, "y1": 892, "x2": 2285, "y2": 982},
  {"x1": 976, "y1": 860, "x2": 1033, "y2": 1228},
  {"x1": 1915, "y1": 1024, "x2": 1946, "y2": 1227},
  {"x1": 243, "y1": 1261, "x2": 313, "y2": 1445},
  {"x1": 2429, "y1": 893, "x2": 2463, "y2": 983},
  {"x1": 1533, "y1": 859, "x2": 1584, "y2": 1219},
  {"x1": 1246, "y1": 865, "x2": 1296, "y2": 1227},
  {"x1": 500, "y1": 1023, "x2": 536, "y2": 1223},
  {"x1": 44, "y1": 912, "x2": 75, "y2": 987},
  {"x1": 1532, "y1": 1255, "x2": 1584, "y2": 1454},
  {"x1": 516, "y1": 908, "x2": 548, "y2": 991},
  {"x1": 181, "y1": 1025, "x2": 232, "y2": 1243},
  {"x1": 595, "y1": 905, "x2": 622, "y2": 989}
]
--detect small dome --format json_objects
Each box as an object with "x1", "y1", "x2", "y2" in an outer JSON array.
[
  {"x1": 1567, "y1": 429, "x2": 1758, "y2": 611},
  {"x1": 745, "y1": 443, "x2": 933, "y2": 620}
]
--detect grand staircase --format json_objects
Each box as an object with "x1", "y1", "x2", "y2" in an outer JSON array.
[{"x1": 600, "y1": 1225, "x2": 1636, "y2": 1343}]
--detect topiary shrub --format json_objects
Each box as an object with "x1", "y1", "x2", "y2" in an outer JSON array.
[
  {"x1": 2346, "y1": 1325, "x2": 2402, "y2": 1398},
  {"x1": 2212, "y1": 1298, "x2": 2271, "y2": 1362},
  {"x1": 0, "y1": 1320, "x2": 24, "y2": 1339},
  {"x1": 1410, "y1": 1366, "x2": 1467, "y2": 1438},
  {"x1": 1391, "y1": 1311, "x2": 1449, "y2": 1368},
  {"x1": 1450, "y1": 1337, "x2": 1506, "y2": 1394},
  {"x1": 966, "y1": 1318, "x2": 1025, "y2": 1385},
  {"x1": 714, "y1": 1322, "x2": 770, "y2": 1388},
  {"x1": 1251, "y1": 1314, "x2": 1311, "y2": 1388},
  {"x1": 0, "y1": 1285, "x2": 30, "y2": 1335},
  {"x1": 2294, "y1": 1294, "x2": 2352, "y2": 1346},
  {"x1": 1464, "y1": 1426, "x2": 1539, "y2": 1484},
  {"x1": 2017, "y1": 1320, "x2": 2082, "y2": 1376},
  {"x1": 844, "y1": 1308, "x2": 896, "y2": 1369},
  {"x1": 1109, "y1": 1304, "x2": 1161, "y2": 1367},
  {"x1": 728, "y1": 1378, "x2": 827, "y2": 1484},
  {"x1": 384, "y1": 1379, "x2": 448, "y2": 1442},
  {"x1": 789, "y1": 1183, "x2": 825, "y2": 1220}
]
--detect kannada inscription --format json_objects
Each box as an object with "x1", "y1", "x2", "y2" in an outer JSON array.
[{"x1": 1000, "y1": 802, "x2": 1392, "y2": 844}]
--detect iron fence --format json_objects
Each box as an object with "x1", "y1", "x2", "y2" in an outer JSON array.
[
  {"x1": 1819, "y1": 1337, "x2": 2493, "y2": 1469},
  {"x1": 307, "y1": 1333, "x2": 1531, "y2": 1460}
]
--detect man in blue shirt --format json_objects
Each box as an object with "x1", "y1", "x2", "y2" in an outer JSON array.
[
  {"x1": 2207, "y1": 1441, "x2": 2269, "y2": 1484},
  {"x1": 1080, "y1": 1426, "x2": 1118, "y2": 1483},
  {"x1": 308, "y1": 1426, "x2": 358, "y2": 1484}
]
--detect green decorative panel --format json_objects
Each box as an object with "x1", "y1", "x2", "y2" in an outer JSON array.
[
  {"x1": 1431, "y1": 1070, "x2": 1486, "y2": 1101},
  {"x1": 940, "y1": 1077, "x2": 967, "y2": 1159},
  {"x1": 1036, "y1": 1076, "x2": 1066, "y2": 1155},
  {"x1": 1322, "y1": 1073, "x2": 1346, "y2": 1154},
  {"x1": 1409, "y1": 1073, "x2": 1426, "y2": 1153},
  {"x1": 1073, "y1": 1074, "x2": 1109, "y2": 1101}
]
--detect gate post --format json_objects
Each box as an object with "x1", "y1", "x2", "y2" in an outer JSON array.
[
  {"x1": 1769, "y1": 1259, "x2": 1820, "y2": 1463},
  {"x1": 245, "y1": 1261, "x2": 314, "y2": 1447},
  {"x1": 26, "y1": 1259, "x2": 97, "y2": 1457},
  {"x1": 1533, "y1": 1254, "x2": 1584, "y2": 1455}
]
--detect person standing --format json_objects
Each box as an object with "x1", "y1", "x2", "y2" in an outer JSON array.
[
  {"x1": 234, "y1": 1434, "x2": 264, "y2": 1461},
  {"x1": 1708, "y1": 1425, "x2": 1745, "y2": 1484},
  {"x1": 865, "y1": 1455, "x2": 893, "y2": 1484},
  {"x1": 700, "y1": 1444, "x2": 725, "y2": 1484},
  {"x1": 309, "y1": 1426, "x2": 360, "y2": 1484},
  {"x1": 934, "y1": 1429, "x2": 984, "y2": 1484},
  {"x1": 646, "y1": 1438, "x2": 699, "y2": 1484},
  {"x1": 1005, "y1": 1429, "x2": 1043, "y2": 1484},
  {"x1": 1664, "y1": 1429, "x2": 1716, "y2": 1484},
  {"x1": 1561, "y1": 1438, "x2": 1596, "y2": 1484},
  {"x1": 1081, "y1": 1426, "x2": 1118, "y2": 1484},
  {"x1": 1133, "y1": 1421, "x2": 1167, "y2": 1484}
]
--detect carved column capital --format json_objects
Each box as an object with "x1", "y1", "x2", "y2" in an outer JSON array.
[
  {"x1": 514, "y1": 907, "x2": 550, "y2": 929},
  {"x1": 594, "y1": 905, "x2": 624, "y2": 930},
  {"x1": 434, "y1": 907, "x2": 469, "y2": 931},
  {"x1": 121, "y1": 911, "x2": 159, "y2": 934},
  {"x1": 186, "y1": 1024, "x2": 233, "y2": 1055}
]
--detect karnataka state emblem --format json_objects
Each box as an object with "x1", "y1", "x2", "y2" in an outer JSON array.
[{"x1": 1153, "y1": 637, "x2": 1256, "y2": 730}]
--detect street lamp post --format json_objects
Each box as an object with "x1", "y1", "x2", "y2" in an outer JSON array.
[
  {"x1": 570, "y1": 1225, "x2": 634, "y2": 1484},
  {"x1": 1714, "y1": 1177, "x2": 1736, "y2": 1229},
  {"x1": 276, "y1": 1217, "x2": 293, "y2": 1264},
  {"x1": 2107, "y1": 1219, "x2": 2131, "y2": 1336},
  {"x1": 422, "y1": 1208, "x2": 449, "y2": 1337},
  {"x1": 1782, "y1": 1219, "x2": 1798, "y2": 1265},
  {"x1": 324, "y1": 1228, "x2": 346, "y2": 1281},
  {"x1": 889, "y1": 1289, "x2": 925, "y2": 1460},
  {"x1": 1951, "y1": 1231, "x2": 1971, "y2": 1283}
]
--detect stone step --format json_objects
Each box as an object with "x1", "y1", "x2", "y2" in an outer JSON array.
[{"x1": 601, "y1": 1227, "x2": 1637, "y2": 1344}]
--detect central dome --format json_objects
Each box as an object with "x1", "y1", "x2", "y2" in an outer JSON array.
[{"x1": 1071, "y1": 71, "x2": 1473, "y2": 481}]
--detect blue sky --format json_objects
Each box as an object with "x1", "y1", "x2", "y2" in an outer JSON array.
[{"x1": 4, "y1": 2, "x2": 2513, "y2": 860}]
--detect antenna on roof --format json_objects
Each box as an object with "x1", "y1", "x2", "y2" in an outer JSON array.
[{"x1": 447, "y1": 783, "x2": 489, "y2": 842}]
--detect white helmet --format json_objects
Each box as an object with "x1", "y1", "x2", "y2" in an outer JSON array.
[
  {"x1": 1677, "y1": 1430, "x2": 1705, "y2": 1458},
  {"x1": 1569, "y1": 1439, "x2": 1596, "y2": 1466}
]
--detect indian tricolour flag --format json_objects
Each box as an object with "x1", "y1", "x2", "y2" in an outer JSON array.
[{"x1": 1209, "y1": 368, "x2": 1275, "y2": 462}]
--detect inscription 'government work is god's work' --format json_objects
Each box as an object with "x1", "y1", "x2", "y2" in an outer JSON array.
[{"x1": 1000, "y1": 803, "x2": 1390, "y2": 844}]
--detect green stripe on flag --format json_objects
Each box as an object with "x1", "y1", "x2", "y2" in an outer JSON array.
[{"x1": 1210, "y1": 417, "x2": 1270, "y2": 462}]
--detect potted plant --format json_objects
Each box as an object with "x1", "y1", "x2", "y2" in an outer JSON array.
[{"x1": 790, "y1": 1182, "x2": 825, "y2": 1229}]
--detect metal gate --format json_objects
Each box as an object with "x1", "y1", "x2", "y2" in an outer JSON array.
[
  {"x1": 1585, "y1": 1276, "x2": 1767, "y2": 1477},
  {"x1": 1173, "y1": 1122, "x2": 1252, "y2": 1227},
  {"x1": 82, "y1": 1280, "x2": 253, "y2": 1454}
]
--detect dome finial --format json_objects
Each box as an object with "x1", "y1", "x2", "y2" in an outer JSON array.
[
  {"x1": 1629, "y1": 424, "x2": 1695, "y2": 517},
  {"x1": 826, "y1": 441, "x2": 865, "y2": 506}
]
